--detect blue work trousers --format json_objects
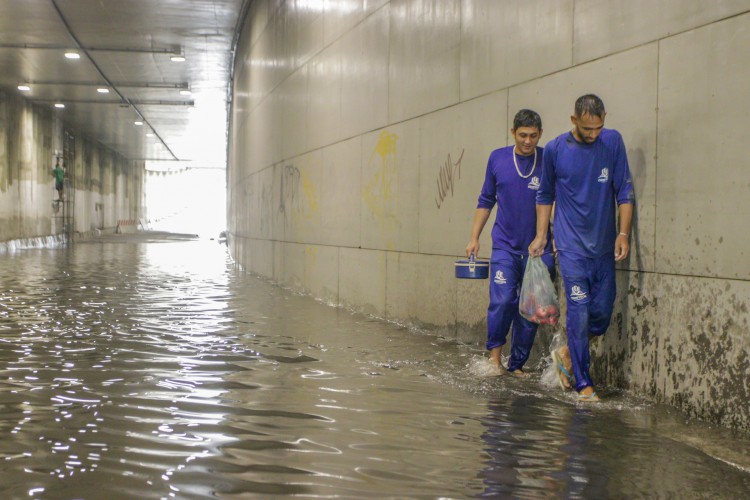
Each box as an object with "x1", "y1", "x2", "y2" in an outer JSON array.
[
  {"x1": 487, "y1": 249, "x2": 555, "y2": 372},
  {"x1": 557, "y1": 251, "x2": 617, "y2": 391}
]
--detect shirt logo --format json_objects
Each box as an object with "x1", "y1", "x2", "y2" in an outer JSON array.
[
  {"x1": 527, "y1": 176, "x2": 540, "y2": 190},
  {"x1": 570, "y1": 285, "x2": 587, "y2": 301},
  {"x1": 598, "y1": 168, "x2": 609, "y2": 183},
  {"x1": 494, "y1": 271, "x2": 507, "y2": 284}
]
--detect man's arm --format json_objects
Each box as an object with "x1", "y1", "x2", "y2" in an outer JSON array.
[
  {"x1": 528, "y1": 204, "x2": 552, "y2": 256},
  {"x1": 614, "y1": 202, "x2": 633, "y2": 261},
  {"x1": 466, "y1": 208, "x2": 491, "y2": 258}
]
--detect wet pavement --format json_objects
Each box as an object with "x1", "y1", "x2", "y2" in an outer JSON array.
[{"x1": 0, "y1": 234, "x2": 748, "y2": 498}]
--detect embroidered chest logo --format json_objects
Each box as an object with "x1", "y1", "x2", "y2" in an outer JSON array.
[
  {"x1": 527, "y1": 176, "x2": 540, "y2": 190},
  {"x1": 494, "y1": 271, "x2": 507, "y2": 285},
  {"x1": 570, "y1": 285, "x2": 587, "y2": 301},
  {"x1": 597, "y1": 168, "x2": 609, "y2": 183}
]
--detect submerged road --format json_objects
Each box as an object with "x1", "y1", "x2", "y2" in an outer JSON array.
[{"x1": 0, "y1": 234, "x2": 747, "y2": 498}]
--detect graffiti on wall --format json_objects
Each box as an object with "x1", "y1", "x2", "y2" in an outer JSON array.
[
  {"x1": 363, "y1": 130, "x2": 399, "y2": 249},
  {"x1": 279, "y1": 161, "x2": 320, "y2": 229},
  {"x1": 279, "y1": 164, "x2": 301, "y2": 216},
  {"x1": 434, "y1": 148, "x2": 464, "y2": 209}
]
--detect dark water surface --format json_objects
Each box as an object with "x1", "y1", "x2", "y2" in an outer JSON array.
[{"x1": 0, "y1": 237, "x2": 748, "y2": 499}]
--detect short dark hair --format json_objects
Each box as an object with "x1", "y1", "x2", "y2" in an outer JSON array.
[
  {"x1": 513, "y1": 109, "x2": 542, "y2": 131},
  {"x1": 574, "y1": 94, "x2": 606, "y2": 118}
]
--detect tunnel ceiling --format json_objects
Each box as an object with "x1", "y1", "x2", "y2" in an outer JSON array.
[{"x1": 0, "y1": 0, "x2": 246, "y2": 167}]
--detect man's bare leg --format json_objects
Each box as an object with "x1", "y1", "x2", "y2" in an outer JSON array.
[{"x1": 489, "y1": 346, "x2": 502, "y2": 368}]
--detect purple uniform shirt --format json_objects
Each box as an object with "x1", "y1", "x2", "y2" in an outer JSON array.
[
  {"x1": 536, "y1": 129, "x2": 635, "y2": 258},
  {"x1": 477, "y1": 146, "x2": 552, "y2": 255}
]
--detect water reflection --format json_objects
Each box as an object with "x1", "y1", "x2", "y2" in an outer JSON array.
[
  {"x1": 478, "y1": 392, "x2": 750, "y2": 498},
  {"x1": 0, "y1": 237, "x2": 747, "y2": 498}
]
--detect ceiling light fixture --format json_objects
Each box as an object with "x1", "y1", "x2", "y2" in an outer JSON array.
[
  {"x1": 64, "y1": 52, "x2": 81, "y2": 59},
  {"x1": 179, "y1": 89, "x2": 191, "y2": 96},
  {"x1": 54, "y1": 103, "x2": 65, "y2": 108},
  {"x1": 170, "y1": 54, "x2": 186, "y2": 62},
  {"x1": 17, "y1": 85, "x2": 31, "y2": 91},
  {"x1": 134, "y1": 121, "x2": 143, "y2": 126},
  {"x1": 97, "y1": 87, "x2": 110, "y2": 93}
]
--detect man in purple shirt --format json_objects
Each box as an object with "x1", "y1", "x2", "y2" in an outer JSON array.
[
  {"x1": 529, "y1": 94, "x2": 634, "y2": 401},
  {"x1": 466, "y1": 109, "x2": 554, "y2": 376}
]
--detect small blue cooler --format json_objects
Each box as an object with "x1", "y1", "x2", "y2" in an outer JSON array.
[{"x1": 454, "y1": 254, "x2": 489, "y2": 279}]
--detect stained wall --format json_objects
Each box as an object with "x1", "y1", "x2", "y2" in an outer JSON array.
[{"x1": 228, "y1": 1, "x2": 750, "y2": 430}]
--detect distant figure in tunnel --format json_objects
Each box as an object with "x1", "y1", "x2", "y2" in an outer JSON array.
[
  {"x1": 466, "y1": 109, "x2": 555, "y2": 377},
  {"x1": 529, "y1": 94, "x2": 634, "y2": 402},
  {"x1": 52, "y1": 158, "x2": 65, "y2": 201}
]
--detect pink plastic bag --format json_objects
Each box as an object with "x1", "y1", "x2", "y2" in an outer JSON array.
[{"x1": 519, "y1": 256, "x2": 560, "y2": 325}]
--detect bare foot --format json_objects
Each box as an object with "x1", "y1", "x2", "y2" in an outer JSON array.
[
  {"x1": 509, "y1": 369, "x2": 530, "y2": 378},
  {"x1": 552, "y1": 347, "x2": 573, "y2": 390},
  {"x1": 577, "y1": 386, "x2": 600, "y2": 402}
]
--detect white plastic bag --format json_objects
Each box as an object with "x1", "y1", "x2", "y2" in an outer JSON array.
[{"x1": 519, "y1": 256, "x2": 560, "y2": 325}]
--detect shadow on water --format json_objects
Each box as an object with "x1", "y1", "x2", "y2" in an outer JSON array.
[{"x1": 0, "y1": 235, "x2": 747, "y2": 498}]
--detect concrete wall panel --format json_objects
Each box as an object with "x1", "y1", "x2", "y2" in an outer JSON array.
[
  {"x1": 385, "y1": 251, "x2": 457, "y2": 333},
  {"x1": 509, "y1": 44, "x2": 658, "y2": 272},
  {"x1": 248, "y1": 166, "x2": 278, "y2": 241},
  {"x1": 323, "y1": 0, "x2": 389, "y2": 47},
  {"x1": 461, "y1": 0, "x2": 574, "y2": 101},
  {"x1": 302, "y1": 243, "x2": 340, "y2": 304},
  {"x1": 338, "y1": 247, "x2": 387, "y2": 315},
  {"x1": 321, "y1": 136, "x2": 362, "y2": 247},
  {"x1": 324, "y1": 0, "x2": 364, "y2": 47},
  {"x1": 360, "y1": 120, "x2": 420, "y2": 252},
  {"x1": 249, "y1": 237, "x2": 275, "y2": 278},
  {"x1": 271, "y1": 3, "x2": 296, "y2": 88},
  {"x1": 307, "y1": 43, "x2": 342, "y2": 151},
  {"x1": 246, "y1": 29, "x2": 274, "y2": 112},
  {"x1": 245, "y1": 0, "x2": 272, "y2": 50},
  {"x1": 388, "y1": 0, "x2": 461, "y2": 123},
  {"x1": 340, "y1": 6, "x2": 389, "y2": 138},
  {"x1": 455, "y1": 277, "x2": 489, "y2": 344},
  {"x1": 280, "y1": 66, "x2": 309, "y2": 160},
  {"x1": 574, "y1": 0, "x2": 750, "y2": 64},
  {"x1": 280, "y1": 241, "x2": 307, "y2": 291},
  {"x1": 656, "y1": 13, "x2": 750, "y2": 279},
  {"x1": 250, "y1": 92, "x2": 283, "y2": 171},
  {"x1": 291, "y1": 1, "x2": 325, "y2": 69},
  {"x1": 418, "y1": 91, "x2": 508, "y2": 256}
]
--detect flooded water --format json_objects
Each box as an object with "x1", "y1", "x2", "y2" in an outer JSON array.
[{"x1": 0, "y1": 235, "x2": 748, "y2": 499}]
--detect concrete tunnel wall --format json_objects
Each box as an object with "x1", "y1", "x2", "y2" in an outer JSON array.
[
  {"x1": 0, "y1": 90, "x2": 143, "y2": 242},
  {"x1": 227, "y1": 1, "x2": 750, "y2": 430}
]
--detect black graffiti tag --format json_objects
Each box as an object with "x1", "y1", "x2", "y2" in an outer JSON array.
[{"x1": 435, "y1": 149, "x2": 464, "y2": 209}]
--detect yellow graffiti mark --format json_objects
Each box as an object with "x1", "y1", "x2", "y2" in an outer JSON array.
[
  {"x1": 363, "y1": 130, "x2": 399, "y2": 250},
  {"x1": 301, "y1": 170, "x2": 319, "y2": 215}
]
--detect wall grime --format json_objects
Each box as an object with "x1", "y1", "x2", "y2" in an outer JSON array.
[{"x1": 591, "y1": 273, "x2": 750, "y2": 430}]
